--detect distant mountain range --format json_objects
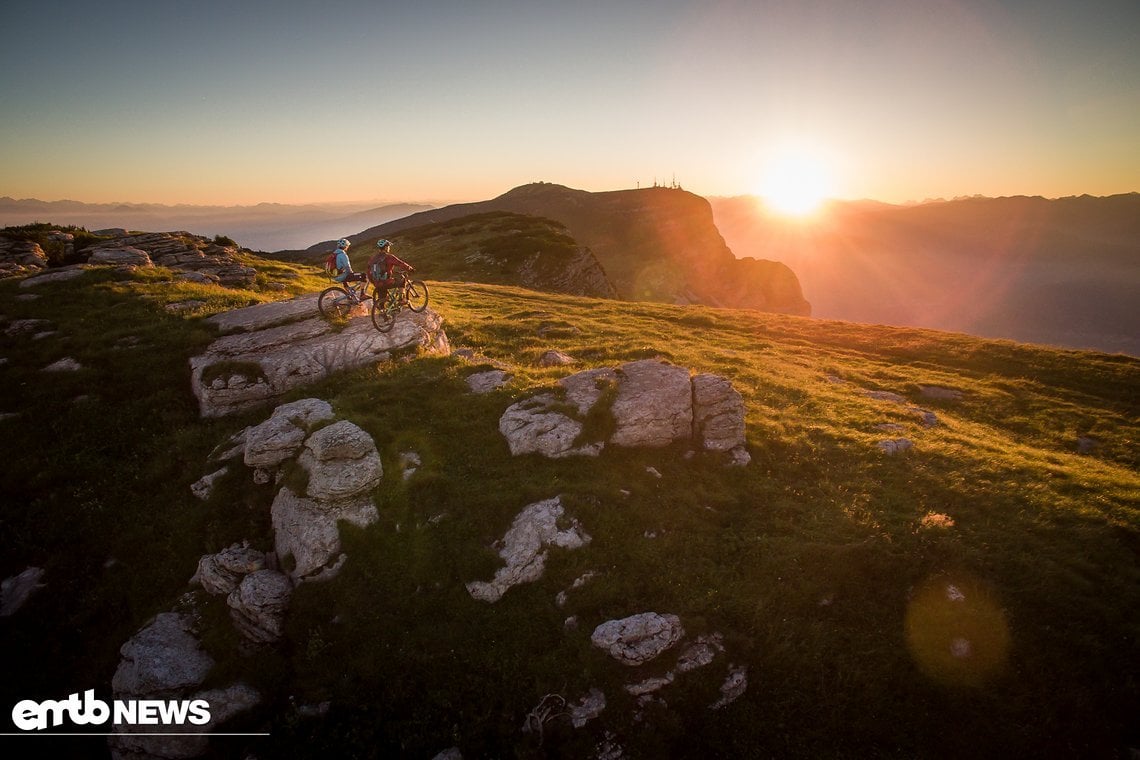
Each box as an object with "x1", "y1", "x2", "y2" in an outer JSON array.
[
  {"x1": 710, "y1": 194, "x2": 1140, "y2": 355},
  {"x1": 304, "y1": 183, "x2": 811, "y2": 316},
  {"x1": 0, "y1": 197, "x2": 433, "y2": 252}
]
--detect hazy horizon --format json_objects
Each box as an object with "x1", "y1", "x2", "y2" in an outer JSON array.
[{"x1": 2, "y1": 1, "x2": 1138, "y2": 208}]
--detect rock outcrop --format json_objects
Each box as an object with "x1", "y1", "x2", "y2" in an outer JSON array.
[
  {"x1": 590, "y1": 612, "x2": 686, "y2": 666},
  {"x1": 85, "y1": 231, "x2": 257, "y2": 287},
  {"x1": 500, "y1": 359, "x2": 748, "y2": 463},
  {"x1": 190, "y1": 295, "x2": 449, "y2": 417},
  {"x1": 466, "y1": 496, "x2": 591, "y2": 603}
]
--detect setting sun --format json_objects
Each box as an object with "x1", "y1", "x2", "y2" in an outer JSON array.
[{"x1": 758, "y1": 148, "x2": 836, "y2": 217}]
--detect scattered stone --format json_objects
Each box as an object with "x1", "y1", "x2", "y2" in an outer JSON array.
[
  {"x1": 910, "y1": 408, "x2": 939, "y2": 427},
  {"x1": 624, "y1": 674, "x2": 674, "y2": 696},
  {"x1": 5, "y1": 318, "x2": 53, "y2": 336},
  {"x1": 865, "y1": 390, "x2": 908, "y2": 404},
  {"x1": 194, "y1": 542, "x2": 267, "y2": 595},
  {"x1": 466, "y1": 370, "x2": 511, "y2": 393},
  {"x1": 1, "y1": 567, "x2": 46, "y2": 617},
  {"x1": 570, "y1": 688, "x2": 606, "y2": 728},
  {"x1": 710, "y1": 665, "x2": 748, "y2": 709},
  {"x1": 591, "y1": 612, "x2": 685, "y2": 666},
  {"x1": 875, "y1": 423, "x2": 907, "y2": 433},
  {"x1": 466, "y1": 496, "x2": 591, "y2": 603},
  {"x1": 43, "y1": 357, "x2": 82, "y2": 372},
  {"x1": 1076, "y1": 436, "x2": 1101, "y2": 455},
  {"x1": 399, "y1": 451, "x2": 422, "y2": 480},
  {"x1": 919, "y1": 385, "x2": 964, "y2": 401},
  {"x1": 727, "y1": 446, "x2": 752, "y2": 467},
  {"x1": 227, "y1": 569, "x2": 292, "y2": 643},
  {"x1": 176, "y1": 270, "x2": 221, "y2": 285},
  {"x1": 675, "y1": 634, "x2": 725, "y2": 674},
  {"x1": 166, "y1": 300, "x2": 207, "y2": 314},
  {"x1": 537, "y1": 350, "x2": 577, "y2": 367},
  {"x1": 190, "y1": 467, "x2": 229, "y2": 500},
  {"x1": 432, "y1": 748, "x2": 464, "y2": 760},
  {"x1": 877, "y1": 438, "x2": 914, "y2": 455},
  {"x1": 645, "y1": 466, "x2": 662, "y2": 479}
]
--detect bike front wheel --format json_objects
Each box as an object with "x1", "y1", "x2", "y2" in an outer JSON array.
[
  {"x1": 370, "y1": 298, "x2": 395, "y2": 333},
  {"x1": 405, "y1": 280, "x2": 429, "y2": 313},
  {"x1": 318, "y1": 287, "x2": 354, "y2": 319}
]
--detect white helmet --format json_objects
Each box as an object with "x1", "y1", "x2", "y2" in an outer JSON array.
[{"x1": 336, "y1": 238, "x2": 350, "y2": 249}]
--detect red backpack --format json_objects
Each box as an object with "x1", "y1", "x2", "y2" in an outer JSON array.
[{"x1": 323, "y1": 251, "x2": 340, "y2": 278}]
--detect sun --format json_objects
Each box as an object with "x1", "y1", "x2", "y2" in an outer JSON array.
[{"x1": 757, "y1": 148, "x2": 835, "y2": 217}]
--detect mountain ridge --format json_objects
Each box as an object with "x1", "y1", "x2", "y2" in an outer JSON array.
[
  {"x1": 709, "y1": 192, "x2": 1140, "y2": 356},
  {"x1": 306, "y1": 182, "x2": 812, "y2": 317}
]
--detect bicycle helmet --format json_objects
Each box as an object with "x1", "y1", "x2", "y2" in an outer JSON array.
[
  {"x1": 376, "y1": 239, "x2": 391, "y2": 250},
  {"x1": 336, "y1": 238, "x2": 351, "y2": 249}
]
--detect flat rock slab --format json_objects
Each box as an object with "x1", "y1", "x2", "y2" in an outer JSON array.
[{"x1": 191, "y1": 299, "x2": 449, "y2": 417}]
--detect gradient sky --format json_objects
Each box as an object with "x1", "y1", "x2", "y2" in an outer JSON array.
[{"x1": 2, "y1": 0, "x2": 1137, "y2": 206}]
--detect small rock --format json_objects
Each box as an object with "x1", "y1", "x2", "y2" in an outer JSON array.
[
  {"x1": 195, "y1": 542, "x2": 266, "y2": 595},
  {"x1": 877, "y1": 438, "x2": 914, "y2": 455},
  {"x1": 466, "y1": 370, "x2": 511, "y2": 393},
  {"x1": 865, "y1": 390, "x2": 908, "y2": 404},
  {"x1": 710, "y1": 664, "x2": 748, "y2": 709},
  {"x1": 570, "y1": 688, "x2": 606, "y2": 728},
  {"x1": 43, "y1": 357, "x2": 82, "y2": 372},
  {"x1": 537, "y1": 350, "x2": 577, "y2": 367},
  {"x1": 918, "y1": 385, "x2": 964, "y2": 401},
  {"x1": 624, "y1": 674, "x2": 674, "y2": 696},
  {"x1": 1076, "y1": 436, "x2": 1101, "y2": 455},
  {"x1": 1, "y1": 567, "x2": 46, "y2": 617},
  {"x1": 190, "y1": 467, "x2": 229, "y2": 501}
]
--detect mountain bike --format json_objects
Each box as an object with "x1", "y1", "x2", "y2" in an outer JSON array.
[
  {"x1": 370, "y1": 274, "x2": 429, "y2": 332},
  {"x1": 318, "y1": 275, "x2": 374, "y2": 320}
]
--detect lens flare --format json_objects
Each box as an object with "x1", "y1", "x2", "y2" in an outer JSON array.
[{"x1": 904, "y1": 573, "x2": 1010, "y2": 688}]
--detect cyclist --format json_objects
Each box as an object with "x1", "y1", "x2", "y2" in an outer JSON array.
[
  {"x1": 332, "y1": 238, "x2": 367, "y2": 290},
  {"x1": 366, "y1": 239, "x2": 415, "y2": 306}
]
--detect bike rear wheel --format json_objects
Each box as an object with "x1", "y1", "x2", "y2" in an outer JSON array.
[
  {"x1": 318, "y1": 287, "x2": 354, "y2": 319},
  {"x1": 406, "y1": 280, "x2": 429, "y2": 313},
  {"x1": 370, "y1": 298, "x2": 395, "y2": 333}
]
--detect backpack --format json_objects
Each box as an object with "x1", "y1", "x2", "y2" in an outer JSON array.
[{"x1": 324, "y1": 252, "x2": 340, "y2": 278}]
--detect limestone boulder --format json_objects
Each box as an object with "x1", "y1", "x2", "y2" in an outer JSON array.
[
  {"x1": 1, "y1": 566, "x2": 46, "y2": 617},
  {"x1": 227, "y1": 569, "x2": 292, "y2": 643},
  {"x1": 190, "y1": 297, "x2": 449, "y2": 418},
  {"x1": 610, "y1": 360, "x2": 693, "y2": 448},
  {"x1": 498, "y1": 393, "x2": 601, "y2": 459},
  {"x1": 271, "y1": 487, "x2": 378, "y2": 582},
  {"x1": 692, "y1": 373, "x2": 746, "y2": 451},
  {"x1": 298, "y1": 420, "x2": 383, "y2": 502},
  {"x1": 194, "y1": 543, "x2": 267, "y2": 595},
  {"x1": 87, "y1": 247, "x2": 154, "y2": 267},
  {"x1": 243, "y1": 398, "x2": 335, "y2": 469},
  {"x1": 590, "y1": 612, "x2": 685, "y2": 666},
  {"x1": 111, "y1": 613, "x2": 214, "y2": 698},
  {"x1": 466, "y1": 496, "x2": 591, "y2": 603}
]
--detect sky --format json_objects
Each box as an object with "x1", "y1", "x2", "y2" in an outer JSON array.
[{"x1": 1, "y1": 0, "x2": 1137, "y2": 206}]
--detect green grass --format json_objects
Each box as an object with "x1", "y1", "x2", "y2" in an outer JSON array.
[{"x1": 1, "y1": 270, "x2": 1137, "y2": 758}]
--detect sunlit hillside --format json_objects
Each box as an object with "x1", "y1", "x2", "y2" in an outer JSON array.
[{"x1": 0, "y1": 255, "x2": 1137, "y2": 758}]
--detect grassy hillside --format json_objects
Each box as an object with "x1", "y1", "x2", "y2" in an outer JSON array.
[{"x1": 1, "y1": 260, "x2": 1137, "y2": 758}]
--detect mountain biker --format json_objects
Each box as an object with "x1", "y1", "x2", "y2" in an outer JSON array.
[
  {"x1": 366, "y1": 239, "x2": 415, "y2": 305},
  {"x1": 332, "y1": 238, "x2": 366, "y2": 287}
]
